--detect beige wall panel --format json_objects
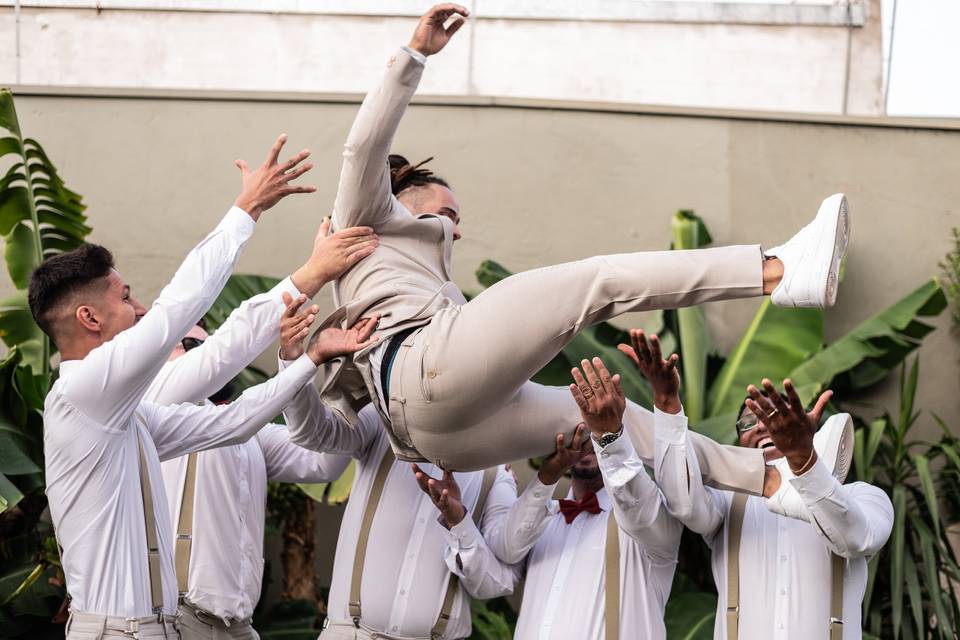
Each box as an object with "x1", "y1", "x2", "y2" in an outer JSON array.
[{"x1": 2, "y1": 92, "x2": 957, "y2": 596}]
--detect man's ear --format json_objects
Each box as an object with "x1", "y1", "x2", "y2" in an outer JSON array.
[{"x1": 75, "y1": 304, "x2": 102, "y2": 333}]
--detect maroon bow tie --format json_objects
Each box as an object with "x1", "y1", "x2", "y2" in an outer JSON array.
[{"x1": 558, "y1": 492, "x2": 601, "y2": 524}]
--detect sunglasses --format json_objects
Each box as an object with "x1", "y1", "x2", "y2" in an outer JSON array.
[
  {"x1": 735, "y1": 414, "x2": 759, "y2": 436},
  {"x1": 181, "y1": 336, "x2": 205, "y2": 352}
]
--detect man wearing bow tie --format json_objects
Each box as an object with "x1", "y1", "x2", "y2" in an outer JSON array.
[{"x1": 489, "y1": 357, "x2": 682, "y2": 640}]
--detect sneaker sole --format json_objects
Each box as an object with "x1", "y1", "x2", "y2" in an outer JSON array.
[
  {"x1": 814, "y1": 412, "x2": 854, "y2": 483},
  {"x1": 814, "y1": 193, "x2": 849, "y2": 308}
]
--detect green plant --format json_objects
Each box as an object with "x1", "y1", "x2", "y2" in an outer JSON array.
[
  {"x1": 939, "y1": 227, "x2": 960, "y2": 329},
  {"x1": 856, "y1": 358, "x2": 960, "y2": 640},
  {"x1": 0, "y1": 88, "x2": 91, "y2": 636},
  {"x1": 476, "y1": 209, "x2": 947, "y2": 639}
]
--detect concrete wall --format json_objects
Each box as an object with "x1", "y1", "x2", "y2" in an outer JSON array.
[
  {"x1": 0, "y1": 0, "x2": 884, "y2": 115},
  {"x1": 2, "y1": 89, "x2": 958, "y2": 597}
]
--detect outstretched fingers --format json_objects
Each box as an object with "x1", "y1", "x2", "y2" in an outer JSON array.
[{"x1": 265, "y1": 133, "x2": 288, "y2": 166}]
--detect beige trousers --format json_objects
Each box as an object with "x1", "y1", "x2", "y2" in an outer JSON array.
[
  {"x1": 320, "y1": 621, "x2": 446, "y2": 640},
  {"x1": 177, "y1": 604, "x2": 258, "y2": 640},
  {"x1": 65, "y1": 611, "x2": 179, "y2": 639},
  {"x1": 389, "y1": 246, "x2": 767, "y2": 494}
]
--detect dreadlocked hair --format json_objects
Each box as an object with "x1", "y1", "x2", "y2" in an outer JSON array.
[{"x1": 389, "y1": 154, "x2": 450, "y2": 196}]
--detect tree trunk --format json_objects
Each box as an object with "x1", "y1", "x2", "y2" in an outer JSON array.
[{"x1": 280, "y1": 496, "x2": 323, "y2": 610}]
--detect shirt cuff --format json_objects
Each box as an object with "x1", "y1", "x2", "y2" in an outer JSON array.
[
  {"x1": 401, "y1": 45, "x2": 427, "y2": 65},
  {"x1": 447, "y1": 515, "x2": 482, "y2": 551},
  {"x1": 594, "y1": 433, "x2": 642, "y2": 487},
  {"x1": 217, "y1": 206, "x2": 257, "y2": 242},
  {"x1": 788, "y1": 456, "x2": 838, "y2": 504},
  {"x1": 654, "y1": 406, "x2": 688, "y2": 446},
  {"x1": 280, "y1": 353, "x2": 320, "y2": 385},
  {"x1": 277, "y1": 354, "x2": 299, "y2": 372}
]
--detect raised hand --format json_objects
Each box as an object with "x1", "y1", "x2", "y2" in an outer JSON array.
[
  {"x1": 234, "y1": 134, "x2": 316, "y2": 221},
  {"x1": 538, "y1": 424, "x2": 590, "y2": 486},
  {"x1": 408, "y1": 3, "x2": 470, "y2": 56},
  {"x1": 292, "y1": 217, "x2": 379, "y2": 295},
  {"x1": 745, "y1": 378, "x2": 833, "y2": 474},
  {"x1": 617, "y1": 329, "x2": 681, "y2": 413},
  {"x1": 412, "y1": 464, "x2": 466, "y2": 528},
  {"x1": 305, "y1": 315, "x2": 380, "y2": 365},
  {"x1": 569, "y1": 357, "x2": 626, "y2": 439},
  {"x1": 278, "y1": 292, "x2": 320, "y2": 361}
]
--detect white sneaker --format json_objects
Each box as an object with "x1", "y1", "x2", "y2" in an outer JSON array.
[
  {"x1": 814, "y1": 412, "x2": 854, "y2": 483},
  {"x1": 764, "y1": 412, "x2": 854, "y2": 522},
  {"x1": 766, "y1": 193, "x2": 849, "y2": 308}
]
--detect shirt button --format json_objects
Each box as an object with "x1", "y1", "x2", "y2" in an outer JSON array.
[
  {"x1": 400, "y1": 589, "x2": 406, "y2": 595},
  {"x1": 427, "y1": 371, "x2": 438, "y2": 379},
  {"x1": 419, "y1": 517, "x2": 426, "y2": 524},
  {"x1": 780, "y1": 555, "x2": 787, "y2": 562},
  {"x1": 392, "y1": 626, "x2": 399, "y2": 632},
  {"x1": 780, "y1": 589, "x2": 786, "y2": 596}
]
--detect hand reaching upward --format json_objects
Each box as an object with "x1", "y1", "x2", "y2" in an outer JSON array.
[
  {"x1": 291, "y1": 217, "x2": 379, "y2": 296},
  {"x1": 618, "y1": 329, "x2": 682, "y2": 414},
  {"x1": 408, "y1": 4, "x2": 470, "y2": 57},
  {"x1": 279, "y1": 292, "x2": 319, "y2": 361},
  {"x1": 305, "y1": 315, "x2": 381, "y2": 365},
  {"x1": 234, "y1": 134, "x2": 316, "y2": 221},
  {"x1": 412, "y1": 464, "x2": 466, "y2": 528}
]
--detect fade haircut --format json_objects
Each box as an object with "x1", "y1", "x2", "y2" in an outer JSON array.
[
  {"x1": 28, "y1": 243, "x2": 115, "y2": 343},
  {"x1": 389, "y1": 154, "x2": 450, "y2": 196}
]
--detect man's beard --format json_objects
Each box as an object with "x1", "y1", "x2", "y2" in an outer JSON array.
[{"x1": 571, "y1": 466, "x2": 601, "y2": 480}]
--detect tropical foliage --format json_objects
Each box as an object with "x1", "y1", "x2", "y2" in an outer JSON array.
[
  {"x1": 476, "y1": 210, "x2": 948, "y2": 638},
  {"x1": 0, "y1": 88, "x2": 91, "y2": 637},
  {"x1": 940, "y1": 227, "x2": 960, "y2": 329},
  {"x1": 856, "y1": 359, "x2": 960, "y2": 640}
]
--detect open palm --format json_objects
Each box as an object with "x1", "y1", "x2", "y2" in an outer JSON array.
[{"x1": 306, "y1": 315, "x2": 380, "y2": 364}]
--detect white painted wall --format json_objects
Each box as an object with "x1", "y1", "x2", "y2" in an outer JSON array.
[{"x1": 0, "y1": 0, "x2": 886, "y2": 115}]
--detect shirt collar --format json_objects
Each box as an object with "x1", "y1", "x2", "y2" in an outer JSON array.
[{"x1": 563, "y1": 486, "x2": 613, "y2": 512}]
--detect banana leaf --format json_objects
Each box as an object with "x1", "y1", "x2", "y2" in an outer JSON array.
[
  {"x1": 670, "y1": 210, "x2": 714, "y2": 423},
  {"x1": 664, "y1": 591, "x2": 716, "y2": 640},
  {"x1": 790, "y1": 280, "x2": 946, "y2": 395},
  {"x1": 0, "y1": 90, "x2": 90, "y2": 374},
  {"x1": 707, "y1": 301, "x2": 823, "y2": 417}
]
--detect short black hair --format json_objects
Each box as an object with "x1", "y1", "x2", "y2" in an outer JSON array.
[
  {"x1": 28, "y1": 243, "x2": 115, "y2": 342},
  {"x1": 389, "y1": 154, "x2": 450, "y2": 195}
]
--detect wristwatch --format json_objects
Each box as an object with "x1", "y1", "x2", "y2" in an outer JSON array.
[{"x1": 593, "y1": 426, "x2": 623, "y2": 448}]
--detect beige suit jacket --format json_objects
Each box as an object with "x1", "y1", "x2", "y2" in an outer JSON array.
[{"x1": 321, "y1": 47, "x2": 463, "y2": 459}]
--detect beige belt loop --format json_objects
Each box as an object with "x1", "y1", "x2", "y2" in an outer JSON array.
[
  {"x1": 604, "y1": 512, "x2": 621, "y2": 640},
  {"x1": 349, "y1": 446, "x2": 396, "y2": 627},
  {"x1": 726, "y1": 492, "x2": 749, "y2": 640},
  {"x1": 135, "y1": 415, "x2": 164, "y2": 614},
  {"x1": 829, "y1": 552, "x2": 845, "y2": 639},
  {"x1": 175, "y1": 452, "x2": 199, "y2": 596},
  {"x1": 429, "y1": 466, "x2": 497, "y2": 640}
]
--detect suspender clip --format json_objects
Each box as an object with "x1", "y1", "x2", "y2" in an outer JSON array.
[
  {"x1": 829, "y1": 617, "x2": 844, "y2": 625},
  {"x1": 352, "y1": 616, "x2": 361, "y2": 629}
]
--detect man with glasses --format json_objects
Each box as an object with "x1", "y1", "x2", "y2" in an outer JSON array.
[{"x1": 624, "y1": 329, "x2": 893, "y2": 639}]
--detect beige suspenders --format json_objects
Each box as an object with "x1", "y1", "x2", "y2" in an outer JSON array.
[
  {"x1": 603, "y1": 512, "x2": 620, "y2": 640},
  {"x1": 829, "y1": 554, "x2": 845, "y2": 640},
  {"x1": 175, "y1": 452, "x2": 199, "y2": 595},
  {"x1": 726, "y1": 492, "x2": 845, "y2": 640},
  {"x1": 349, "y1": 447, "x2": 497, "y2": 639},
  {"x1": 134, "y1": 416, "x2": 164, "y2": 613}
]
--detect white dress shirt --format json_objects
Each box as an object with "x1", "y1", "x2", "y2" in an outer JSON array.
[
  {"x1": 491, "y1": 435, "x2": 682, "y2": 640},
  {"x1": 281, "y1": 376, "x2": 517, "y2": 640},
  {"x1": 653, "y1": 407, "x2": 894, "y2": 639},
  {"x1": 147, "y1": 277, "x2": 350, "y2": 623},
  {"x1": 44, "y1": 207, "x2": 320, "y2": 618}
]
